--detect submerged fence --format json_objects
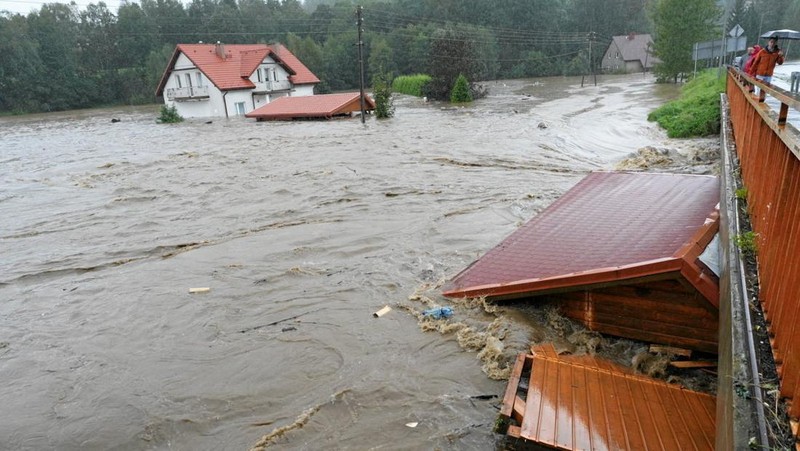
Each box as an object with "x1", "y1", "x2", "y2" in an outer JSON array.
[{"x1": 726, "y1": 69, "x2": 800, "y2": 423}]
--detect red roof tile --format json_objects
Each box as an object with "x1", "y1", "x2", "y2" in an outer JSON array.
[
  {"x1": 245, "y1": 92, "x2": 375, "y2": 121},
  {"x1": 503, "y1": 345, "x2": 716, "y2": 450},
  {"x1": 155, "y1": 43, "x2": 319, "y2": 95},
  {"x1": 443, "y1": 171, "x2": 719, "y2": 302}
]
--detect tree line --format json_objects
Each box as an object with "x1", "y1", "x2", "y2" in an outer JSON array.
[{"x1": 0, "y1": 0, "x2": 796, "y2": 113}]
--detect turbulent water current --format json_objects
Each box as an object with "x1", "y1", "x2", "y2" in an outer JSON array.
[{"x1": 1, "y1": 74, "x2": 711, "y2": 450}]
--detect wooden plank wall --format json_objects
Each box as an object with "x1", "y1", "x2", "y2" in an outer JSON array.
[
  {"x1": 727, "y1": 70, "x2": 800, "y2": 419},
  {"x1": 551, "y1": 278, "x2": 718, "y2": 353}
]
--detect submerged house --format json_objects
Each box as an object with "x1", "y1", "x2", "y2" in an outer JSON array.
[
  {"x1": 443, "y1": 171, "x2": 720, "y2": 354},
  {"x1": 246, "y1": 92, "x2": 376, "y2": 121},
  {"x1": 155, "y1": 43, "x2": 319, "y2": 118},
  {"x1": 601, "y1": 33, "x2": 657, "y2": 73}
]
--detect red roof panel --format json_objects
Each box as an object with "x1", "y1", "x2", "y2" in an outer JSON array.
[
  {"x1": 443, "y1": 171, "x2": 719, "y2": 299},
  {"x1": 245, "y1": 92, "x2": 375, "y2": 120}
]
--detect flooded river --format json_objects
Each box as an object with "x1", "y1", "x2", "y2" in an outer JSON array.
[{"x1": 1, "y1": 74, "x2": 702, "y2": 450}]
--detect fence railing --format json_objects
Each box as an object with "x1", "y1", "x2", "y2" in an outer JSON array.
[
  {"x1": 726, "y1": 68, "x2": 800, "y2": 421},
  {"x1": 165, "y1": 86, "x2": 209, "y2": 100},
  {"x1": 253, "y1": 80, "x2": 291, "y2": 93}
]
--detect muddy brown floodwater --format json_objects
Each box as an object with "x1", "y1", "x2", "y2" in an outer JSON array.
[{"x1": 0, "y1": 74, "x2": 714, "y2": 450}]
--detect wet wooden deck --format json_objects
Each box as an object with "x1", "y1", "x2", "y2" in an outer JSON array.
[{"x1": 501, "y1": 344, "x2": 716, "y2": 450}]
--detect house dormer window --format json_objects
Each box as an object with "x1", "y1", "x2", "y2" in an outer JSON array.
[
  {"x1": 257, "y1": 68, "x2": 263, "y2": 82},
  {"x1": 263, "y1": 68, "x2": 269, "y2": 82},
  {"x1": 196, "y1": 72, "x2": 203, "y2": 87},
  {"x1": 272, "y1": 69, "x2": 278, "y2": 82},
  {"x1": 175, "y1": 74, "x2": 182, "y2": 88}
]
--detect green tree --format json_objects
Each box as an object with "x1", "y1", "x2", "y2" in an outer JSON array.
[
  {"x1": 651, "y1": 0, "x2": 720, "y2": 83},
  {"x1": 117, "y1": 3, "x2": 158, "y2": 65},
  {"x1": 372, "y1": 71, "x2": 394, "y2": 118},
  {"x1": 450, "y1": 73, "x2": 472, "y2": 103},
  {"x1": 425, "y1": 26, "x2": 477, "y2": 100},
  {"x1": 0, "y1": 14, "x2": 45, "y2": 112},
  {"x1": 27, "y1": 3, "x2": 89, "y2": 110},
  {"x1": 320, "y1": 31, "x2": 358, "y2": 92},
  {"x1": 367, "y1": 35, "x2": 394, "y2": 81}
]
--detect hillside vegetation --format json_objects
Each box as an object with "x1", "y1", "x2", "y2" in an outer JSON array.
[{"x1": 647, "y1": 70, "x2": 726, "y2": 138}]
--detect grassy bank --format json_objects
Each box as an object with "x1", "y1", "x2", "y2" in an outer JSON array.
[
  {"x1": 648, "y1": 70, "x2": 726, "y2": 138},
  {"x1": 392, "y1": 74, "x2": 431, "y2": 97}
]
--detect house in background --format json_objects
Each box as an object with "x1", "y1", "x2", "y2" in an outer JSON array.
[
  {"x1": 155, "y1": 43, "x2": 319, "y2": 118},
  {"x1": 600, "y1": 33, "x2": 658, "y2": 74}
]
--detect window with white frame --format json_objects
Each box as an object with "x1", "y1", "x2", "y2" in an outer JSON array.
[
  {"x1": 235, "y1": 102, "x2": 246, "y2": 115},
  {"x1": 175, "y1": 74, "x2": 182, "y2": 88},
  {"x1": 196, "y1": 72, "x2": 203, "y2": 87}
]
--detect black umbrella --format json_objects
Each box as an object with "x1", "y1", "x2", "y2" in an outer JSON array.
[
  {"x1": 761, "y1": 29, "x2": 800, "y2": 40},
  {"x1": 760, "y1": 29, "x2": 800, "y2": 59}
]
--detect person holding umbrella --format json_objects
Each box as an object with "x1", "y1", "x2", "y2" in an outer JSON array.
[{"x1": 750, "y1": 37, "x2": 784, "y2": 87}]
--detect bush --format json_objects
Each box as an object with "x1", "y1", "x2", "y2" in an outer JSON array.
[
  {"x1": 450, "y1": 74, "x2": 472, "y2": 103},
  {"x1": 157, "y1": 105, "x2": 183, "y2": 123},
  {"x1": 647, "y1": 70, "x2": 725, "y2": 138},
  {"x1": 372, "y1": 72, "x2": 394, "y2": 119},
  {"x1": 392, "y1": 74, "x2": 431, "y2": 97}
]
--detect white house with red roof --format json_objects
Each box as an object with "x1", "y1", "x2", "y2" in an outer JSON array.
[{"x1": 155, "y1": 43, "x2": 319, "y2": 119}]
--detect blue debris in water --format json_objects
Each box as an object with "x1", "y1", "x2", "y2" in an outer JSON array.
[{"x1": 422, "y1": 306, "x2": 453, "y2": 319}]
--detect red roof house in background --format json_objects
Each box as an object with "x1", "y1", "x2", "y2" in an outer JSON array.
[
  {"x1": 443, "y1": 171, "x2": 721, "y2": 353},
  {"x1": 155, "y1": 43, "x2": 319, "y2": 119},
  {"x1": 246, "y1": 92, "x2": 375, "y2": 121}
]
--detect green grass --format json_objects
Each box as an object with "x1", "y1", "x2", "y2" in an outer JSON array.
[
  {"x1": 648, "y1": 70, "x2": 726, "y2": 138},
  {"x1": 392, "y1": 74, "x2": 431, "y2": 97},
  {"x1": 735, "y1": 231, "x2": 758, "y2": 255}
]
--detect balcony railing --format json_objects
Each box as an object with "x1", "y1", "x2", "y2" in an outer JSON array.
[
  {"x1": 165, "y1": 86, "x2": 209, "y2": 101},
  {"x1": 253, "y1": 80, "x2": 291, "y2": 93}
]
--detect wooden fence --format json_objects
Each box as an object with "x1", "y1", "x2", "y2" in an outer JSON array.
[{"x1": 726, "y1": 69, "x2": 800, "y2": 421}]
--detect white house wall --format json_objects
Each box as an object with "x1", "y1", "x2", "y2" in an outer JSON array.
[
  {"x1": 224, "y1": 90, "x2": 255, "y2": 117},
  {"x1": 293, "y1": 85, "x2": 314, "y2": 97},
  {"x1": 163, "y1": 51, "x2": 222, "y2": 118}
]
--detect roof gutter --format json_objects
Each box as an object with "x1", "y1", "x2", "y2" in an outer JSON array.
[{"x1": 222, "y1": 90, "x2": 229, "y2": 119}]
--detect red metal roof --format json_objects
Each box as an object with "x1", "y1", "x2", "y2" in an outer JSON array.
[
  {"x1": 502, "y1": 344, "x2": 716, "y2": 450},
  {"x1": 155, "y1": 43, "x2": 319, "y2": 95},
  {"x1": 245, "y1": 92, "x2": 375, "y2": 121},
  {"x1": 443, "y1": 171, "x2": 720, "y2": 303}
]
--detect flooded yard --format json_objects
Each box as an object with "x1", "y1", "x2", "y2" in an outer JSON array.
[{"x1": 0, "y1": 74, "x2": 712, "y2": 450}]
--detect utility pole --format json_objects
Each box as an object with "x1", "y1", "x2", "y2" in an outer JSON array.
[
  {"x1": 589, "y1": 31, "x2": 597, "y2": 86},
  {"x1": 356, "y1": 5, "x2": 366, "y2": 124}
]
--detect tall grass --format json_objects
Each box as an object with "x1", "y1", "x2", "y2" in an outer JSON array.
[
  {"x1": 392, "y1": 74, "x2": 431, "y2": 97},
  {"x1": 647, "y1": 70, "x2": 726, "y2": 138}
]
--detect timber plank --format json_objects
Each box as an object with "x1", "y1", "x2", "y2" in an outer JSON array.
[
  {"x1": 500, "y1": 353, "x2": 527, "y2": 418},
  {"x1": 587, "y1": 322, "x2": 718, "y2": 354}
]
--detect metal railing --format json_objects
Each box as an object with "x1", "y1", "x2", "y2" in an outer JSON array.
[
  {"x1": 252, "y1": 80, "x2": 291, "y2": 93},
  {"x1": 165, "y1": 86, "x2": 209, "y2": 100},
  {"x1": 726, "y1": 68, "x2": 800, "y2": 420}
]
